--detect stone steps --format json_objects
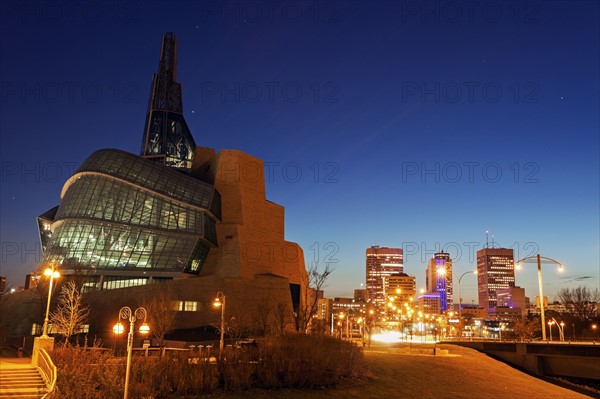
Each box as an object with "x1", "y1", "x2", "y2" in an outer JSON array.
[{"x1": 0, "y1": 366, "x2": 46, "y2": 399}]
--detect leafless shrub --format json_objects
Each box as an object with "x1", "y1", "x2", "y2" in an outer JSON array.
[
  {"x1": 50, "y1": 346, "x2": 121, "y2": 399},
  {"x1": 273, "y1": 301, "x2": 293, "y2": 335},
  {"x1": 50, "y1": 281, "x2": 89, "y2": 344},
  {"x1": 296, "y1": 263, "x2": 334, "y2": 333},
  {"x1": 50, "y1": 334, "x2": 366, "y2": 397},
  {"x1": 256, "y1": 334, "x2": 364, "y2": 388}
]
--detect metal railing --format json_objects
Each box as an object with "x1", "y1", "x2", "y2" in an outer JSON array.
[{"x1": 37, "y1": 348, "x2": 57, "y2": 398}]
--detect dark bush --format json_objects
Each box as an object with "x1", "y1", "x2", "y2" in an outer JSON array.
[{"x1": 256, "y1": 334, "x2": 364, "y2": 388}]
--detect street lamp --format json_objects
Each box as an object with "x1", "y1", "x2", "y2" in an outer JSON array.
[
  {"x1": 114, "y1": 306, "x2": 149, "y2": 399},
  {"x1": 548, "y1": 320, "x2": 554, "y2": 341},
  {"x1": 551, "y1": 318, "x2": 565, "y2": 341},
  {"x1": 41, "y1": 263, "x2": 60, "y2": 337},
  {"x1": 515, "y1": 254, "x2": 563, "y2": 341},
  {"x1": 338, "y1": 313, "x2": 347, "y2": 339},
  {"x1": 456, "y1": 270, "x2": 477, "y2": 320},
  {"x1": 213, "y1": 291, "x2": 226, "y2": 353}
]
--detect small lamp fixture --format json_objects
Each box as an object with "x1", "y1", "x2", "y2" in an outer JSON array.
[
  {"x1": 139, "y1": 323, "x2": 150, "y2": 334},
  {"x1": 113, "y1": 322, "x2": 125, "y2": 334}
]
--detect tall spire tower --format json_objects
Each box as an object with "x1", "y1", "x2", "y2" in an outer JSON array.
[{"x1": 140, "y1": 32, "x2": 196, "y2": 169}]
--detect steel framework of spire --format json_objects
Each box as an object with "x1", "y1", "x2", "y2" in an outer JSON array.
[{"x1": 140, "y1": 33, "x2": 196, "y2": 169}]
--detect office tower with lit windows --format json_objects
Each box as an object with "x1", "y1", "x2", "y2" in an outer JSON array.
[
  {"x1": 477, "y1": 248, "x2": 515, "y2": 312},
  {"x1": 425, "y1": 251, "x2": 453, "y2": 311},
  {"x1": 418, "y1": 292, "x2": 441, "y2": 315},
  {"x1": 354, "y1": 289, "x2": 368, "y2": 302},
  {"x1": 385, "y1": 273, "x2": 416, "y2": 304},
  {"x1": 366, "y1": 246, "x2": 403, "y2": 309}
]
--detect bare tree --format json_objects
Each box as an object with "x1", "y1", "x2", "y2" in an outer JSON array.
[
  {"x1": 273, "y1": 302, "x2": 293, "y2": 336},
  {"x1": 227, "y1": 315, "x2": 252, "y2": 343},
  {"x1": 557, "y1": 286, "x2": 600, "y2": 321},
  {"x1": 50, "y1": 281, "x2": 89, "y2": 344},
  {"x1": 252, "y1": 293, "x2": 273, "y2": 336},
  {"x1": 142, "y1": 286, "x2": 176, "y2": 347},
  {"x1": 211, "y1": 302, "x2": 252, "y2": 344},
  {"x1": 295, "y1": 263, "x2": 334, "y2": 333},
  {"x1": 511, "y1": 318, "x2": 539, "y2": 341}
]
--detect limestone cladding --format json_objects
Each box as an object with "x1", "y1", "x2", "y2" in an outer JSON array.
[
  {"x1": 195, "y1": 148, "x2": 307, "y2": 286},
  {"x1": 84, "y1": 274, "x2": 295, "y2": 335}
]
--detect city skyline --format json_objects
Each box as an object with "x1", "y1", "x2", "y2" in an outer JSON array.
[{"x1": 1, "y1": 2, "x2": 598, "y2": 304}]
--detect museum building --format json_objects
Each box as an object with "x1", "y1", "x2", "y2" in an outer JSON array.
[{"x1": 23, "y1": 33, "x2": 308, "y2": 338}]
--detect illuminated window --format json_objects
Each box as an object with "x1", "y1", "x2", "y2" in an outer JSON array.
[{"x1": 173, "y1": 301, "x2": 198, "y2": 311}]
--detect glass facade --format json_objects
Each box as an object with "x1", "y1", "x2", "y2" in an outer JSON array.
[
  {"x1": 37, "y1": 206, "x2": 57, "y2": 253},
  {"x1": 141, "y1": 110, "x2": 196, "y2": 169},
  {"x1": 39, "y1": 149, "x2": 222, "y2": 289}
]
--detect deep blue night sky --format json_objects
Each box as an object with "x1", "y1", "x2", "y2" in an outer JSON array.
[{"x1": 1, "y1": 1, "x2": 598, "y2": 302}]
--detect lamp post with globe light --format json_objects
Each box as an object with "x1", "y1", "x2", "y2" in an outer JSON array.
[
  {"x1": 515, "y1": 254, "x2": 563, "y2": 341},
  {"x1": 551, "y1": 318, "x2": 565, "y2": 341},
  {"x1": 113, "y1": 307, "x2": 149, "y2": 399},
  {"x1": 41, "y1": 263, "x2": 60, "y2": 337},
  {"x1": 31, "y1": 261, "x2": 61, "y2": 367}
]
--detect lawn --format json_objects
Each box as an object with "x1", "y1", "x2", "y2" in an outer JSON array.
[{"x1": 210, "y1": 344, "x2": 592, "y2": 399}]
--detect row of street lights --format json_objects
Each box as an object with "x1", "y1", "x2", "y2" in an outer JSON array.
[
  {"x1": 39, "y1": 252, "x2": 567, "y2": 397},
  {"x1": 437, "y1": 254, "x2": 563, "y2": 341},
  {"x1": 548, "y1": 318, "x2": 565, "y2": 341}
]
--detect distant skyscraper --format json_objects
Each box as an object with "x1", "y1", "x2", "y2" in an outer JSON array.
[
  {"x1": 477, "y1": 248, "x2": 515, "y2": 311},
  {"x1": 385, "y1": 273, "x2": 416, "y2": 304},
  {"x1": 426, "y1": 252, "x2": 453, "y2": 311},
  {"x1": 366, "y1": 246, "x2": 403, "y2": 309},
  {"x1": 418, "y1": 292, "x2": 441, "y2": 315},
  {"x1": 354, "y1": 289, "x2": 368, "y2": 302}
]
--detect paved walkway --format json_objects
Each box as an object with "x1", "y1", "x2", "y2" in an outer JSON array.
[{"x1": 0, "y1": 357, "x2": 33, "y2": 369}]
